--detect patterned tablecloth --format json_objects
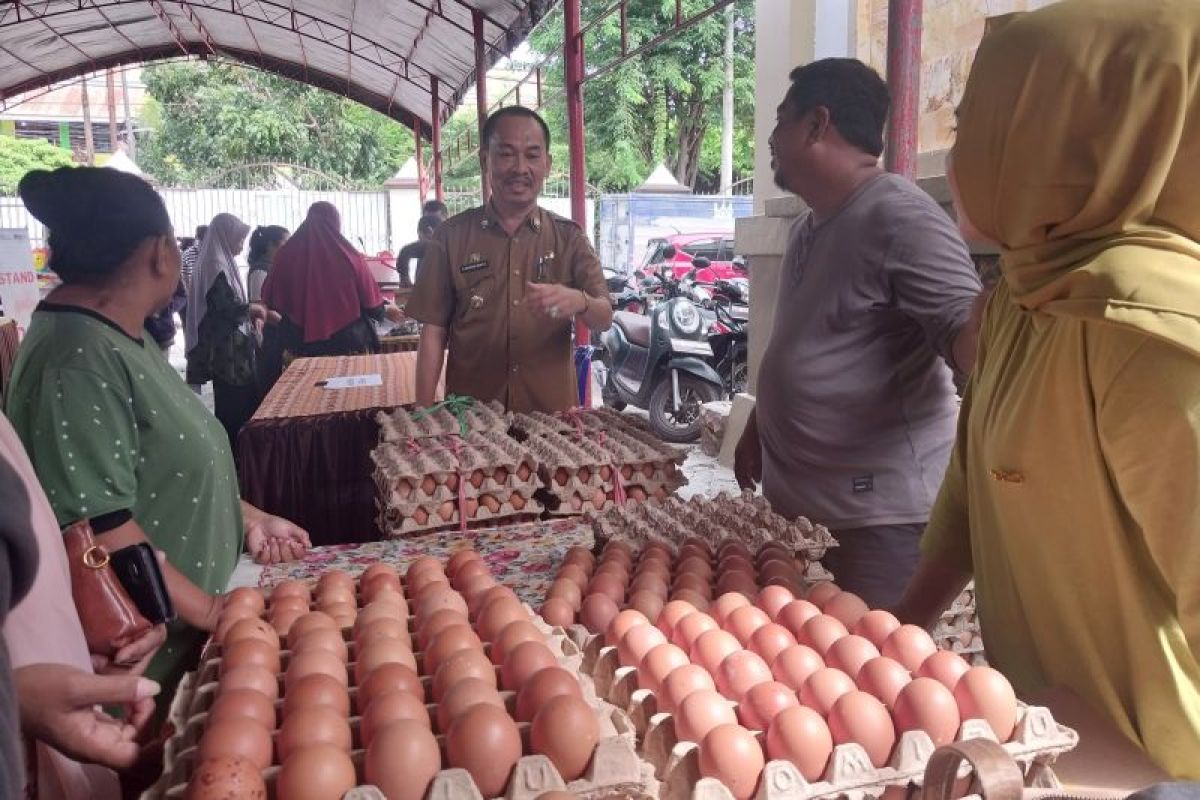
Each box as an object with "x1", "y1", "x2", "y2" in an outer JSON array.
[
  {"x1": 252, "y1": 352, "x2": 424, "y2": 420},
  {"x1": 255, "y1": 518, "x2": 593, "y2": 606}
]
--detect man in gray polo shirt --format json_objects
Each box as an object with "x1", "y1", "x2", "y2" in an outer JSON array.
[{"x1": 735, "y1": 58, "x2": 985, "y2": 608}]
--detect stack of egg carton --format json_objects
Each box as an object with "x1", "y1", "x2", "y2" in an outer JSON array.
[
  {"x1": 513, "y1": 410, "x2": 688, "y2": 510},
  {"x1": 376, "y1": 399, "x2": 510, "y2": 441},
  {"x1": 932, "y1": 583, "x2": 985, "y2": 665},
  {"x1": 591, "y1": 492, "x2": 838, "y2": 565},
  {"x1": 371, "y1": 430, "x2": 542, "y2": 537}
]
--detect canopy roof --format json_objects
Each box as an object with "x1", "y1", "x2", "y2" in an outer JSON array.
[{"x1": 0, "y1": 0, "x2": 553, "y2": 135}]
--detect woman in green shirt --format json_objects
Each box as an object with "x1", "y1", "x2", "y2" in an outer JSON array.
[{"x1": 4, "y1": 167, "x2": 310, "y2": 702}]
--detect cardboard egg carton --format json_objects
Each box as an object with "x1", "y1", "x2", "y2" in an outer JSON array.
[
  {"x1": 377, "y1": 492, "x2": 543, "y2": 538},
  {"x1": 590, "y1": 493, "x2": 837, "y2": 562},
  {"x1": 145, "y1": 607, "x2": 660, "y2": 800},
  {"x1": 510, "y1": 408, "x2": 654, "y2": 439},
  {"x1": 573, "y1": 635, "x2": 1077, "y2": 800},
  {"x1": 377, "y1": 401, "x2": 510, "y2": 442}
]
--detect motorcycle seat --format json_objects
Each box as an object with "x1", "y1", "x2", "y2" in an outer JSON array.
[{"x1": 614, "y1": 310, "x2": 651, "y2": 348}]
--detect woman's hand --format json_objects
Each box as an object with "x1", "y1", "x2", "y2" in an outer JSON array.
[
  {"x1": 248, "y1": 302, "x2": 268, "y2": 323},
  {"x1": 95, "y1": 624, "x2": 168, "y2": 675},
  {"x1": 245, "y1": 513, "x2": 311, "y2": 564},
  {"x1": 384, "y1": 303, "x2": 405, "y2": 324},
  {"x1": 15, "y1": 664, "x2": 160, "y2": 770}
]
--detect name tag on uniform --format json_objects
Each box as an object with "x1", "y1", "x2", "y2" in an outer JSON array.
[{"x1": 461, "y1": 253, "x2": 489, "y2": 274}]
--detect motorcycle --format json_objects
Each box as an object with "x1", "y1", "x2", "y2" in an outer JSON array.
[
  {"x1": 598, "y1": 265, "x2": 724, "y2": 443},
  {"x1": 603, "y1": 267, "x2": 648, "y2": 314},
  {"x1": 707, "y1": 301, "x2": 749, "y2": 398}
]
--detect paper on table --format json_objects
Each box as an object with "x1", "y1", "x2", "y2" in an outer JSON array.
[{"x1": 319, "y1": 373, "x2": 383, "y2": 389}]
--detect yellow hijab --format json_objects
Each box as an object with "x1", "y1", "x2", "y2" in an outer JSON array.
[{"x1": 953, "y1": 0, "x2": 1200, "y2": 354}]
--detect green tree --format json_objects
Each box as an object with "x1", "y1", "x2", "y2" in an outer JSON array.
[
  {"x1": 139, "y1": 62, "x2": 414, "y2": 188},
  {"x1": 0, "y1": 136, "x2": 75, "y2": 194},
  {"x1": 521, "y1": 0, "x2": 755, "y2": 192}
]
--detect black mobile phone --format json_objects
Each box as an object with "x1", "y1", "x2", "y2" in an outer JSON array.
[{"x1": 110, "y1": 543, "x2": 176, "y2": 624}]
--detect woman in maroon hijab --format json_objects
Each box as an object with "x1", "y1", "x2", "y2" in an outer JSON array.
[{"x1": 260, "y1": 202, "x2": 402, "y2": 383}]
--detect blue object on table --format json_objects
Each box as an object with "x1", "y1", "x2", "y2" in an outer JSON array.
[{"x1": 574, "y1": 345, "x2": 594, "y2": 406}]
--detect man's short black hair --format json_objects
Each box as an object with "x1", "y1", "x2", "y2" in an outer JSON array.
[
  {"x1": 482, "y1": 106, "x2": 551, "y2": 151},
  {"x1": 422, "y1": 200, "x2": 448, "y2": 217},
  {"x1": 417, "y1": 214, "x2": 441, "y2": 235},
  {"x1": 783, "y1": 58, "x2": 890, "y2": 158}
]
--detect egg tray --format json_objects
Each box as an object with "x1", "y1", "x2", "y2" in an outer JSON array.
[
  {"x1": 377, "y1": 498, "x2": 544, "y2": 539},
  {"x1": 509, "y1": 408, "x2": 656, "y2": 439},
  {"x1": 376, "y1": 401, "x2": 510, "y2": 442},
  {"x1": 570, "y1": 633, "x2": 1078, "y2": 800},
  {"x1": 146, "y1": 611, "x2": 662, "y2": 800},
  {"x1": 589, "y1": 493, "x2": 837, "y2": 563},
  {"x1": 371, "y1": 432, "x2": 540, "y2": 505}
]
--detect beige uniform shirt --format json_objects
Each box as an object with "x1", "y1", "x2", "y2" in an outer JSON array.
[{"x1": 406, "y1": 204, "x2": 607, "y2": 413}]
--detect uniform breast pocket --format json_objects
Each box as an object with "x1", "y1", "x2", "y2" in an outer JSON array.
[{"x1": 455, "y1": 272, "x2": 496, "y2": 322}]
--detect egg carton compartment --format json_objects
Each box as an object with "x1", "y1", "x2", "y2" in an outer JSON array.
[
  {"x1": 377, "y1": 401, "x2": 510, "y2": 442},
  {"x1": 577, "y1": 637, "x2": 1077, "y2": 800},
  {"x1": 149, "y1": 607, "x2": 661, "y2": 800},
  {"x1": 510, "y1": 408, "x2": 655, "y2": 439},
  {"x1": 373, "y1": 433, "x2": 540, "y2": 502},
  {"x1": 378, "y1": 496, "x2": 543, "y2": 538},
  {"x1": 591, "y1": 493, "x2": 836, "y2": 562}
]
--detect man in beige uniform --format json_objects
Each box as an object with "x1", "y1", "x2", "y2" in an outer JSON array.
[{"x1": 408, "y1": 107, "x2": 612, "y2": 412}]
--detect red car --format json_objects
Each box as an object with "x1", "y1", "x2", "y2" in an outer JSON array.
[{"x1": 639, "y1": 233, "x2": 743, "y2": 284}]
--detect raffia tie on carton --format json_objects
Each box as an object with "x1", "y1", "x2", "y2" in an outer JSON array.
[
  {"x1": 413, "y1": 393, "x2": 476, "y2": 437},
  {"x1": 445, "y1": 434, "x2": 469, "y2": 532}
]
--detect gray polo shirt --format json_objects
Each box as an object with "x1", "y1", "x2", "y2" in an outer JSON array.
[{"x1": 757, "y1": 172, "x2": 980, "y2": 530}]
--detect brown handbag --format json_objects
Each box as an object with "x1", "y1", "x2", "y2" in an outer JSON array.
[{"x1": 63, "y1": 519, "x2": 152, "y2": 656}]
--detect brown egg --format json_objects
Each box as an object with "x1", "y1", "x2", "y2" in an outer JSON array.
[
  {"x1": 290, "y1": 628, "x2": 349, "y2": 663},
  {"x1": 530, "y1": 695, "x2": 599, "y2": 782},
  {"x1": 446, "y1": 549, "x2": 482, "y2": 580},
  {"x1": 412, "y1": 574, "x2": 454, "y2": 602},
  {"x1": 207, "y1": 689, "x2": 277, "y2": 730},
  {"x1": 447, "y1": 704, "x2": 523, "y2": 797},
  {"x1": 184, "y1": 755, "x2": 266, "y2": 799},
  {"x1": 287, "y1": 611, "x2": 339, "y2": 646},
  {"x1": 618, "y1": 624, "x2": 667, "y2": 668},
  {"x1": 355, "y1": 618, "x2": 412, "y2": 652},
  {"x1": 765, "y1": 705, "x2": 834, "y2": 781},
  {"x1": 630, "y1": 572, "x2": 669, "y2": 599},
  {"x1": 360, "y1": 563, "x2": 400, "y2": 583},
  {"x1": 420, "y1": 475, "x2": 437, "y2": 495},
  {"x1": 197, "y1": 719, "x2": 272, "y2": 770},
  {"x1": 656, "y1": 600, "x2": 697, "y2": 640},
  {"x1": 586, "y1": 573, "x2": 626, "y2": 605},
  {"x1": 579, "y1": 593, "x2": 619, "y2": 634},
  {"x1": 661, "y1": 663, "x2": 718, "y2": 714},
  {"x1": 894, "y1": 677, "x2": 961, "y2": 746},
  {"x1": 738, "y1": 680, "x2": 800, "y2": 731},
  {"x1": 853, "y1": 609, "x2": 902, "y2": 648},
  {"x1": 562, "y1": 546, "x2": 595, "y2": 571},
  {"x1": 716, "y1": 571, "x2": 760, "y2": 601},
  {"x1": 716, "y1": 650, "x2": 773, "y2": 701},
  {"x1": 490, "y1": 620, "x2": 544, "y2": 666},
  {"x1": 770, "y1": 644, "x2": 824, "y2": 692},
  {"x1": 691, "y1": 629, "x2": 741, "y2": 674},
  {"x1": 602, "y1": 540, "x2": 634, "y2": 565},
  {"x1": 220, "y1": 639, "x2": 281, "y2": 676},
  {"x1": 364, "y1": 719, "x2": 441, "y2": 800},
  {"x1": 222, "y1": 617, "x2": 281, "y2": 651},
  {"x1": 317, "y1": 569, "x2": 355, "y2": 591},
  {"x1": 460, "y1": 573, "x2": 500, "y2": 610},
  {"x1": 677, "y1": 688, "x2": 738, "y2": 743},
  {"x1": 224, "y1": 586, "x2": 267, "y2": 615},
  {"x1": 718, "y1": 554, "x2": 756, "y2": 577},
  {"x1": 628, "y1": 590, "x2": 666, "y2": 622},
  {"x1": 954, "y1": 666, "x2": 1017, "y2": 742},
  {"x1": 406, "y1": 555, "x2": 443, "y2": 580},
  {"x1": 285, "y1": 649, "x2": 348, "y2": 689},
  {"x1": 857, "y1": 656, "x2": 913, "y2": 709},
  {"x1": 355, "y1": 601, "x2": 406, "y2": 634},
  {"x1": 433, "y1": 649, "x2": 497, "y2": 701},
  {"x1": 775, "y1": 600, "x2": 821, "y2": 638},
  {"x1": 219, "y1": 664, "x2": 279, "y2": 701},
  {"x1": 605, "y1": 609, "x2": 650, "y2": 646},
  {"x1": 355, "y1": 638, "x2": 419, "y2": 685},
  {"x1": 826, "y1": 635, "x2": 881, "y2": 680},
  {"x1": 548, "y1": 578, "x2": 583, "y2": 610},
  {"x1": 672, "y1": 611, "x2": 720, "y2": 651},
  {"x1": 438, "y1": 677, "x2": 506, "y2": 733},
  {"x1": 918, "y1": 650, "x2": 971, "y2": 690},
  {"x1": 698, "y1": 724, "x2": 765, "y2": 800},
  {"x1": 725, "y1": 605, "x2": 771, "y2": 646},
  {"x1": 271, "y1": 580, "x2": 312, "y2": 605},
  {"x1": 472, "y1": 585, "x2": 520, "y2": 620},
  {"x1": 717, "y1": 539, "x2": 753, "y2": 561},
  {"x1": 639, "y1": 642, "x2": 691, "y2": 693},
  {"x1": 492, "y1": 466, "x2": 509, "y2": 484},
  {"x1": 799, "y1": 614, "x2": 849, "y2": 656},
  {"x1": 515, "y1": 666, "x2": 584, "y2": 722},
  {"x1": 476, "y1": 597, "x2": 528, "y2": 642},
  {"x1": 823, "y1": 591, "x2": 870, "y2": 629},
  {"x1": 321, "y1": 603, "x2": 357, "y2": 628},
  {"x1": 357, "y1": 663, "x2": 425, "y2": 713},
  {"x1": 424, "y1": 625, "x2": 484, "y2": 675},
  {"x1": 437, "y1": 499, "x2": 455, "y2": 521},
  {"x1": 754, "y1": 585, "x2": 796, "y2": 621},
  {"x1": 361, "y1": 571, "x2": 404, "y2": 600},
  {"x1": 412, "y1": 508, "x2": 429, "y2": 526},
  {"x1": 417, "y1": 609, "x2": 470, "y2": 650},
  {"x1": 316, "y1": 586, "x2": 357, "y2": 610},
  {"x1": 501, "y1": 641, "x2": 558, "y2": 690},
  {"x1": 541, "y1": 597, "x2": 576, "y2": 627},
  {"x1": 804, "y1": 582, "x2": 841, "y2": 608},
  {"x1": 672, "y1": 588, "x2": 712, "y2": 610},
  {"x1": 362, "y1": 581, "x2": 407, "y2": 608},
  {"x1": 800, "y1": 666, "x2": 857, "y2": 716},
  {"x1": 517, "y1": 463, "x2": 533, "y2": 481},
  {"x1": 274, "y1": 744, "x2": 357, "y2": 800},
  {"x1": 882, "y1": 625, "x2": 939, "y2": 672},
  {"x1": 671, "y1": 572, "x2": 714, "y2": 599},
  {"x1": 510, "y1": 493, "x2": 528, "y2": 511},
  {"x1": 282, "y1": 673, "x2": 350, "y2": 718},
  {"x1": 711, "y1": 592, "x2": 752, "y2": 627},
  {"x1": 828, "y1": 690, "x2": 896, "y2": 767},
  {"x1": 277, "y1": 705, "x2": 351, "y2": 760},
  {"x1": 748, "y1": 623, "x2": 798, "y2": 668},
  {"x1": 269, "y1": 608, "x2": 306, "y2": 638},
  {"x1": 361, "y1": 690, "x2": 432, "y2": 745},
  {"x1": 557, "y1": 563, "x2": 591, "y2": 590}
]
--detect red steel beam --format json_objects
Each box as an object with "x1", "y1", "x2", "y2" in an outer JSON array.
[
  {"x1": 473, "y1": 8, "x2": 489, "y2": 204},
  {"x1": 884, "y1": 0, "x2": 922, "y2": 178},
  {"x1": 431, "y1": 75, "x2": 443, "y2": 202},
  {"x1": 414, "y1": 117, "x2": 426, "y2": 203}
]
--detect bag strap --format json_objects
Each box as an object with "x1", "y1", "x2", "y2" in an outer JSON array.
[{"x1": 924, "y1": 739, "x2": 1025, "y2": 800}]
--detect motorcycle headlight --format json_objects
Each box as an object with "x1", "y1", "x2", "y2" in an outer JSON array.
[{"x1": 671, "y1": 300, "x2": 701, "y2": 335}]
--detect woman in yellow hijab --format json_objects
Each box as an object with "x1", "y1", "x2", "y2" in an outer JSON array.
[{"x1": 895, "y1": 0, "x2": 1200, "y2": 777}]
